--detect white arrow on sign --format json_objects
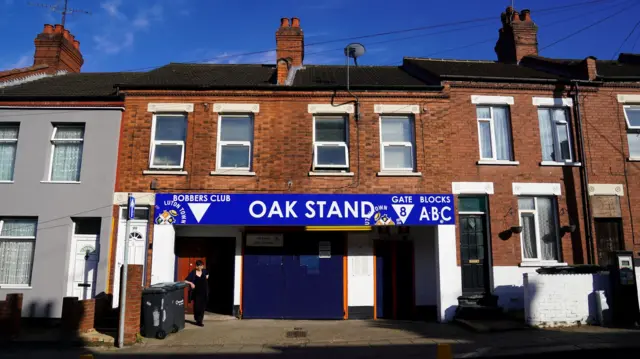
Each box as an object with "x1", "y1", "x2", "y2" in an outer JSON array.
[
  {"x1": 392, "y1": 204, "x2": 414, "y2": 224},
  {"x1": 187, "y1": 203, "x2": 211, "y2": 223}
]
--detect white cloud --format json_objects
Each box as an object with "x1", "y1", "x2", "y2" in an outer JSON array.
[
  {"x1": 0, "y1": 53, "x2": 31, "y2": 71},
  {"x1": 93, "y1": 32, "x2": 134, "y2": 55},
  {"x1": 133, "y1": 4, "x2": 163, "y2": 30},
  {"x1": 204, "y1": 50, "x2": 277, "y2": 65},
  {"x1": 101, "y1": 0, "x2": 125, "y2": 19},
  {"x1": 93, "y1": 3, "x2": 163, "y2": 54}
]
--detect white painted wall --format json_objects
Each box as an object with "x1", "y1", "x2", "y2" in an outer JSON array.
[
  {"x1": 412, "y1": 226, "x2": 437, "y2": 306},
  {"x1": 435, "y1": 225, "x2": 461, "y2": 322},
  {"x1": 493, "y1": 266, "x2": 539, "y2": 311},
  {"x1": 234, "y1": 234, "x2": 242, "y2": 307},
  {"x1": 347, "y1": 232, "x2": 374, "y2": 307},
  {"x1": 150, "y1": 225, "x2": 176, "y2": 285},
  {"x1": 524, "y1": 273, "x2": 609, "y2": 327}
]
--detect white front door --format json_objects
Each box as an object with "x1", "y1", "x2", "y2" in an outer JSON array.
[
  {"x1": 68, "y1": 234, "x2": 99, "y2": 300},
  {"x1": 112, "y1": 217, "x2": 149, "y2": 308}
]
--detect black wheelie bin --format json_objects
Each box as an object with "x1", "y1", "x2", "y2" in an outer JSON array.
[{"x1": 141, "y1": 282, "x2": 187, "y2": 339}]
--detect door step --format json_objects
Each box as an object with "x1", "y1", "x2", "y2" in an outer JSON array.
[{"x1": 455, "y1": 293, "x2": 504, "y2": 320}]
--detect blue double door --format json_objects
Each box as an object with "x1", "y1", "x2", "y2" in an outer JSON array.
[{"x1": 243, "y1": 231, "x2": 345, "y2": 319}]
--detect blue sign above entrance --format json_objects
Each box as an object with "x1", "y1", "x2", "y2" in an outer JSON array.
[{"x1": 154, "y1": 194, "x2": 455, "y2": 226}]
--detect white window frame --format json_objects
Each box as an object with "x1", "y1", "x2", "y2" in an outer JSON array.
[
  {"x1": 0, "y1": 218, "x2": 37, "y2": 287},
  {"x1": 379, "y1": 115, "x2": 415, "y2": 172},
  {"x1": 538, "y1": 107, "x2": 574, "y2": 163},
  {"x1": 216, "y1": 114, "x2": 253, "y2": 172},
  {"x1": 149, "y1": 113, "x2": 187, "y2": 170},
  {"x1": 48, "y1": 124, "x2": 85, "y2": 182},
  {"x1": 623, "y1": 105, "x2": 640, "y2": 130},
  {"x1": 476, "y1": 106, "x2": 513, "y2": 162},
  {"x1": 518, "y1": 196, "x2": 561, "y2": 263},
  {"x1": 0, "y1": 124, "x2": 19, "y2": 182},
  {"x1": 623, "y1": 105, "x2": 640, "y2": 160},
  {"x1": 312, "y1": 115, "x2": 349, "y2": 170}
]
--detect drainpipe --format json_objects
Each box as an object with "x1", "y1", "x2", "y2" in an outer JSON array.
[{"x1": 572, "y1": 82, "x2": 595, "y2": 264}]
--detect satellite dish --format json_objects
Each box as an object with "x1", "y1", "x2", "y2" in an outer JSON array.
[{"x1": 344, "y1": 43, "x2": 366, "y2": 59}]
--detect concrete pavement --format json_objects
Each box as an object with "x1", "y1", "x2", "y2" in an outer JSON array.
[{"x1": 2, "y1": 319, "x2": 640, "y2": 358}]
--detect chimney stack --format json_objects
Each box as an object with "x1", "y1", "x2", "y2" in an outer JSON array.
[
  {"x1": 276, "y1": 17, "x2": 304, "y2": 84},
  {"x1": 33, "y1": 24, "x2": 84, "y2": 73},
  {"x1": 495, "y1": 7, "x2": 538, "y2": 64}
]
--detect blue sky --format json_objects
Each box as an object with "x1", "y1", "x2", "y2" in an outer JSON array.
[{"x1": 0, "y1": 0, "x2": 638, "y2": 72}]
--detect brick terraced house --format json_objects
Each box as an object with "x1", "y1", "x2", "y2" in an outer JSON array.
[{"x1": 0, "y1": 7, "x2": 639, "y2": 322}]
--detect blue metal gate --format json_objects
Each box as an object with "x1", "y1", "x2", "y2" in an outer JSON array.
[{"x1": 243, "y1": 232, "x2": 344, "y2": 319}]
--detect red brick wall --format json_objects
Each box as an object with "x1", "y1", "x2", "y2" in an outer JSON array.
[
  {"x1": 122, "y1": 264, "x2": 143, "y2": 345},
  {"x1": 111, "y1": 80, "x2": 640, "y2": 269},
  {"x1": 580, "y1": 85, "x2": 640, "y2": 255},
  {"x1": 114, "y1": 86, "x2": 594, "y2": 267},
  {"x1": 61, "y1": 297, "x2": 95, "y2": 333},
  {"x1": 0, "y1": 294, "x2": 23, "y2": 338}
]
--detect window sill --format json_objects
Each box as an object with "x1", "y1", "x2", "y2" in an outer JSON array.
[
  {"x1": 540, "y1": 161, "x2": 582, "y2": 167},
  {"x1": 477, "y1": 160, "x2": 520, "y2": 166},
  {"x1": 628, "y1": 157, "x2": 640, "y2": 162},
  {"x1": 0, "y1": 181, "x2": 13, "y2": 184},
  {"x1": 143, "y1": 170, "x2": 188, "y2": 176},
  {"x1": 0, "y1": 285, "x2": 32, "y2": 289},
  {"x1": 210, "y1": 170, "x2": 256, "y2": 176},
  {"x1": 309, "y1": 171, "x2": 354, "y2": 177},
  {"x1": 377, "y1": 171, "x2": 422, "y2": 177},
  {"x1": 40, "y1": 180, "x2": 81, "y2": 184},
  {"x1": 519, "y1": 261, "x2": 568, "y2": 268}
]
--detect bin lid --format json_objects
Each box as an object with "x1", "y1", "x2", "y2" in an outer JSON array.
[
  {"x1": 174, "y1": 282, "x2": 189, "y2": 289},
  {"x1": 143, "y1": 282, "x2": 176, "y2": 293},
  {"x1": 142, "y1": 286, "x2": 168, "y2": 294}
]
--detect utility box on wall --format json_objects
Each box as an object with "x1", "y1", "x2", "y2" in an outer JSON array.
[{"x1": 609, "y1": 251, "x2": 640, "y2": 327}]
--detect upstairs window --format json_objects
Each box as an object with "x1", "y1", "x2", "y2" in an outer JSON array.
[
  {"x1": 217, "y1": 115, "x2": 253, "y2": 171},
  {"x1": 0, "y1": 124, "x2": 19, "y2": 182},
  {"x1": 50, "y1": 125, "x2": 84, "y2": 182},
  {"x1": 476, "y1": 106, "x2": 514, "y2": 161},
  {"x1": 150, "y1": 114, "x2": 187, "y2": 169},
  {"x1": 624, "y1": 106, "x2": 640, "y2": 158},
  {"x1": 313, "y1": 116, "x2": 348, "y2": 170},
  {"x1": 380, "y1": 116, "x2": 415, "y2": 171},
  {"x1": 538, "y1": 108, "x2": 573, "y2": 163}
]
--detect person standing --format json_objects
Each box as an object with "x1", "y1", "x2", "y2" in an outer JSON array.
[{"x1": 184, "y1": 260, "x2": 209, "y2": 327}]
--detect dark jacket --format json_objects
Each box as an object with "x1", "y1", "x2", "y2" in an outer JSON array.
[{"x1": 185, "y1": 269, "x2": 209, "y2": 302}]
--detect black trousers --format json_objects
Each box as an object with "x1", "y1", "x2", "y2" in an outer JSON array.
[{"x1": 193, "y1": 295, "x2": 206, "y2": 324}]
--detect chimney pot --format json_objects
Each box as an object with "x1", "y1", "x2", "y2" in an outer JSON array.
[
  {"x1": 34, "y1": 23, "x2": 83, "y2": 73},
  {"x1": 276, "y1": 17, "x2": 304, "y2": 84},
  {"x1": 495, "y1": 8, "x2": 538, "y2": 63}
]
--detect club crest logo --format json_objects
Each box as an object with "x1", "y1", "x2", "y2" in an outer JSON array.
[
  {"x1": 373, "y1": 211, "x2": 395, "y2": 226},
  {"x1": 155, "y1": 209, "x2": 178, "y2": 224}
]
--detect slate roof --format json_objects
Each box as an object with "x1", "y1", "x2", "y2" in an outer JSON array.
[
  {"x1": 404, "y1": 57, "x2": 561, "y2": 81},
  {"x1": 595, "y1": 54, "x2": 640, "y2": 79},
  {"x1": 117, "y1": 63, "x2": 276, "y2": 89},
  {"x1": 0, "y1": 72, "x2": 142, "y2": 99},
  {"x1": 117, "y1": 63, "x2": 440, "y2": 89},
  {"x1": 291, "y1": 65, "x2": 437, "y2": 88}
]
